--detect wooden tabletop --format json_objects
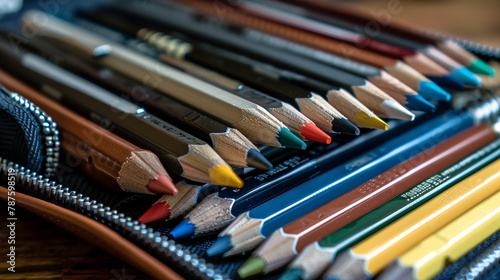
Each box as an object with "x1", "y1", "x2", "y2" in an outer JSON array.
[{"x1": 1, "y1": 1, "x2": 499, "y2": 279}]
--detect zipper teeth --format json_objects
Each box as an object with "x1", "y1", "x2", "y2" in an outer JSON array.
[
  {"x1": 454, "y1": 238, "x2": 500, "y2": 280},
  {"x1": 0, "y1": 157, "x2": 228, "y2": 280},
  {"x1": 7, "y1": 92, "x2": 60, "y2": 178}
]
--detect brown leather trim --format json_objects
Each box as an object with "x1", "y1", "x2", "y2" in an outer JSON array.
[{"x1": 0, "y1": 186, "x2": 184, "y2": 280}]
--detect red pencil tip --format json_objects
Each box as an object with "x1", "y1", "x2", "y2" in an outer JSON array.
[
  {"x1": 138, "y1": 201, "x2": 171, "y2": 224},
  {"x1": 300, "y1": 123, "x2": 332, "y2": 144},
  {"x1": 147, "y1": 174, "x2": 178, "y2": 195}
]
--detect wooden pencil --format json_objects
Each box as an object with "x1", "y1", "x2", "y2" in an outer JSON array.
[
  {"x1": 235, "y1": 26, "x2": 451, "y2": 101},
  {"x1": 285, "y1": 0, "x2": 496, "y2": 76},
  {"x1": 279, "y1": 138, "x2": 500, "y2": 280},
  {"x1": 379, "y1": 190, "x2": 500, "y2": 280},
  {"x1": 224, "y1": 0, "x2": 472, "y2": 88},
  {"x1": 159, "y1": 55, "x2": 331, "y2": 143},
  {"x1": 323, "y1": 158, "x2": 500, "y2": 280},
  {"x1": 175, "y1": 109, "x2": 479, "y2": 240},
  {"x1": 235, "y1": 124, "x2": 496, "y2": 277},
  {"x1": 0, "y1": 39, "x2": 243, "y2": 188},
  {"x1": 24, "y1": 39, "x2": 272, "y2": 169},
  {"x1": 152, "y1": 0, "x2": 456, "y2": 96},
  {"x1": 138, "y1": 181, "x2": 210, "y2": 223},
  {"x1": 22, "y1": 10, "x2": 305, "y2": 150},
  {"x1": 82, "y1": 6, "x2": 415, "y2": 122},
  {"x1": 0, "y1": 69, "x2": 177, "y2": 195}
]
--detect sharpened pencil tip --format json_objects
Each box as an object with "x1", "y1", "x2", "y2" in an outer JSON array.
[
  {"x1": 450, "y1": 67, "x2": 482, "y2": 86},
  {"x1": 147, "y1": 174, "x2": 178, "y2": 195},
  {"x1": 355, "y1": 112, "x2": 389, "y2": 130},
  {"x1": 210, "y1": 165, "x2": 244, "y2": 188},
  {"x1": 427, "y1": 74, "x2": 465, "y2": 89},
  {"x1": 468, "y1": 59, "x2": 496, "y2": 76},
  {"x1": 169, "y1": 219, "x2": 195, "y2": 239},
  {"x1": 300, "y1": 123, "x2": 332, "y2": 144},
  {"x1": 207, "y1": 235, "x2": 232, "y2": 257},
  {"x1": 138, "y1": 201, "x2": 171, "y2": 224},
  {"x1": 277, "y1": 128, "x2": 307, "y2": 149},
  {"x1": 418, "y1": 81, "x2": 451, "y2": 101},
  {"x1": 246, "y1": 148, "x2": 272, "y2": 170},
  {"x1": 278, "y1": 269, "x2": 304, "y2": 280},
  {"x1": 380, "y1": 100, "x2": 415, "y2": 121},
  {"x1": 332, "y1": 118, "x2": 360, "y2": 136},
  {"x1": 238, "y1": 256, "x2": 267, "y2": 278},
  {"x1": 404, "y1": 95, "x2": 436, "y2": 112}
]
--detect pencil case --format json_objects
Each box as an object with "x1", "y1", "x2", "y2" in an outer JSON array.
[{"x1": 2, "y1": 2, "x2": 500, "y2": 280}]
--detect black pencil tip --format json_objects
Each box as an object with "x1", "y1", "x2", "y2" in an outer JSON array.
[
  {"x1": 246, "y1": 148, "x2": 273, "y2": 170},
  {"x1": 332, "y1": 118, "x2": 360, "y2": 136}
]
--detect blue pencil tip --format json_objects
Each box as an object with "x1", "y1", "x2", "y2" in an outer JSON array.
[
  {"x1": 427, "y1": 74, "x2": 465, "y2": 89},
  {"x1": 207, "y1": 235, "x2": 232, "y2": 257},
  {"x1": 450, "y1": 67, "x2": 482, "y2": 87},
  {"x1": 405, "y1": 95, "x2": 436, "y2": 112},
  {"x1": 418, "y1": 81, "x2": 451, "y2": 101},
  {"x1": 169, "y1": 219, "x2": 195, "y2": 239}
]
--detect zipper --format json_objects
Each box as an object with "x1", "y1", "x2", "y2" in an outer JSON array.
[
  {"x1": 4, "y1": 91, "x2": 60, "y2": 178},
  {"x1": 0, "y1": 157, "x2": 228, "y2": 280}
]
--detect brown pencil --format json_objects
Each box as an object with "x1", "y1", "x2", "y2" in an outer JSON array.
[{"x1": 0, "y1": 69, "x2": 177, "y2": 195}]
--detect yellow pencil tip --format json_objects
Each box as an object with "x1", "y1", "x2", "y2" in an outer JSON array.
[
  {"x1": 210, "y1": 165, "x2": 244, "y2": 188},
  {"x1": 355, "y1": 112, "x2": 389, "y2": 130}
]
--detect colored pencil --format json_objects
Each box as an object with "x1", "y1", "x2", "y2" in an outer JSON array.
[
  {"x1": 75, "y1": 11, "x2": 371, "y2": 132},
  {"x1": 280, "y1": 137, "x2": 500, "y2": 280},
  {"x1": 235, "y1": 124, "x2": 497, "y2": 277},
  {"x1": 0, "y1": 69, "x2": 177, "y2": 195},
  {"x1": 23, "y1": 11, "x2": 305, "y2": 150},
  {"x1": 379, "y1": 191, "x2": 500, "y2": 280},
  {"x1": 240, "y1": 57, "x2": 433, "y2": 114},
  {"x1": 138, "y1": 181, "x2": 217, "y2": 224},
  {"x1": 142, "y1": 0, "x2": 457, "y2": 94},
  {"x1": 170, "y1": 108, "x2": 484, "y2": 239},
  {"x1": 222, "y1": 0, "x2": 474, "y2": 88},
  {"x1": 22, "y1": 38, "x2": 272, "y2": 169},
  {"x1": 282, "y1": 0, "x2": 496, "y2": 76},
  {"x1": 0, "y1": 40, "x2": 243, "y2": 188},
  {"x1": 166, "y1": 114, "x2": 420, "y2": 238},
  {"x1": 66, "y1": 17, "x2": 329, "y2": 144},
  {"x1": 237, "y1": 26, "x2": 450, "y2": 102},
  {"x1": 88, "y1": 4, "x2": 416, "y2": 121},
  {"x1": 158, "y1": 55, "x2": 330, "y2": 143},
  {"x1": 243, "y1": 0, "x2": 481, "y2": 87},
  {"x1": 323, "y1": 159, "x2": 500, "y2": 280}
]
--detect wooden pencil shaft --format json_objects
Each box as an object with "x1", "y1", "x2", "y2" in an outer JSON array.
[
  {"x1": 233, "y1": 0, "x2": 417, "y2": 59},
  {"x1": 246, "y1": 111, "x2": 475, "y2": 237},
  {"x1": 290, "y1": 138, "x2": 500, "y2": 280},
  {"x1": 283, "y1": 124, "x2": 496, "y2": 251},
  {"x1": 30, "y1": 41, "x2": 235, "y2": 143},
  {"x1": 22, "y1": 12, "x2": 256, "y2": 127},
  {"x1": 281, "y1": 0, "x2": 441, "y2": 45},
  {"x1": 97, "y1": 3, "x2": 370, "y2": 88}
]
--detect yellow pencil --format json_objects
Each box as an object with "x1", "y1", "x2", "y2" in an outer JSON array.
[
  {"x1": 379, "y1": 190, "x2": 500, "y2": 280},
  {"x1": 323, "y1": 157, "x2": 500, "y2": 280}
]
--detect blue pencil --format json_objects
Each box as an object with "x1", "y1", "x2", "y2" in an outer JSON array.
[
  {"x1": 204, "y1": 108, "x2": 480, "y2": 257},
  {"x1": 168, "y1": 114, "x2": 425, "y2": 239}
]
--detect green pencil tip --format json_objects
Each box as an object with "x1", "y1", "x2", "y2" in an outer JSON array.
[
  {"x1": 468, "y1": 59, "x2": 496, "y2": 76},
  {"x1": 277, "y1": 128, "x2": 307, "y2": 149},
  {"x1": 238, "y1": 256, "x2": 267, "y2": 278},
  {"x1": 278, "y1": 268, "x2": 304, "y2": 280}
]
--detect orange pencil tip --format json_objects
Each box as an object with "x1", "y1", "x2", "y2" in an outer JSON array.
[
  {"x1": 301, "y1": 123, "x2": 332, "y2": 144},
  {"x1": 147, "y1": 174, "x2": 178, "y2": 195}
]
